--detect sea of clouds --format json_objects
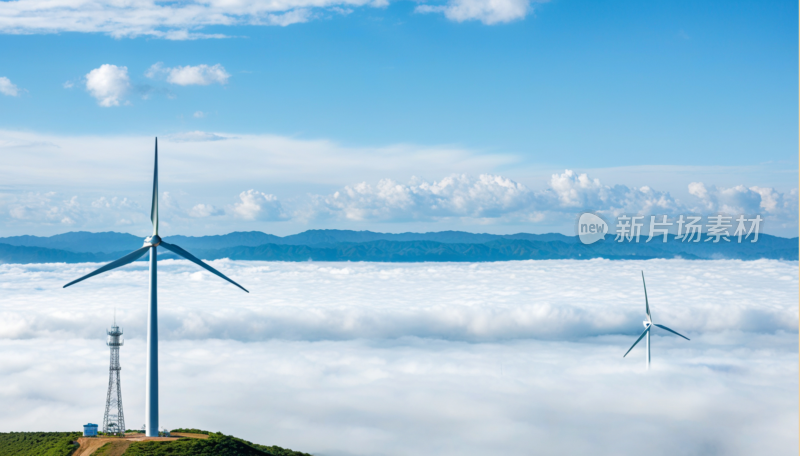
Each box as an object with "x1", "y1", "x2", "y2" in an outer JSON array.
[{"x1": 0, "y1": 259, "x2": 797, "y2": 455}]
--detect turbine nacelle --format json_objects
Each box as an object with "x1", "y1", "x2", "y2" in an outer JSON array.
[
  {"x1": 144, "y1": 235, "x2": 162, "y2": 247},
  {"x1": 642, "y1": 321, "x2": 650, "y2": 329}
]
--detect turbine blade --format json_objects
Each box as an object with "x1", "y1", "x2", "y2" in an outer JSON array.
[
  {"x1": 159, "y1": 241, "x2": 249, "y2": 293},
  {"x1": 63, "y1": 246, "x2": 150, "y2": 288},
  {"x1": 150, "y1": 137, "x2": 158, "y2": 236},
  {"x1": 623, "y1": 327, "x2": 650, "y2": 357},
  {"x1": 642, "y1": 271, "x2": 652, "y2": 323},
  {"x1": 654, "y1": 324, "x2": 690, "y2": 340}
]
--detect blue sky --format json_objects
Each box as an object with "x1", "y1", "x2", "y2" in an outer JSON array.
[{"x1": 0, "y1": 0, "x2": 797, "y2": 236}]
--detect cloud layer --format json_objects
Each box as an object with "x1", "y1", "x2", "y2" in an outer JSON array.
[
  {"x1": 0, "y1": 260, "x2": 796, "y2": 455},
  {"x1": 1, "y1": 259, "x2": 796, "y2": 342},
  {"x1": 0, "y1": 0, "x2": 465, "y2": 40},
  {"x1": 0, "y1": 0, "x2": 547, "y2": 40}
]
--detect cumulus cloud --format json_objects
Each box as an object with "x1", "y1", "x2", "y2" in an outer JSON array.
[
  {"x1": 146, "y1": 62, "x2": 230, "y2": 86},
  {"x1": 546, "y1": 169, "x2": 682, "y2": 216},
  {"x1": 230, "y1": 190, "x2": 287, "y2": 221},
  {"x1": 0, "y1": 76, "x2": 21, "y2": 96},
  {"x1": 91, "y1": 196, "x2": 136, "y2": 210},
  {"x1": 189, "y1": 203, "x2": 223, "y2": 218},
  {"x1": 6, "y1": 192, "x2": 83, "y2": 225},
  {"x1": 85, "y1": 64, "x2": 130, "y2": 107},
  {"x1": 688, "y1": 181, "x2": 795, "y2": 215},
  {"x1": 310, "y1": 170, "x2": 797, "y2": 230},
  {"x1": 687, "y1": 181, "x2": 799, "y2": 231},
  {"x1": 0, "y1": 192, "x2": 147, "y2": 231},
  {"x1": 0, "y1": 261, "x2": 796, "y2": 455},
  {"x1": 313, "y1": 171, "x2": 676, "y2": 223},
  {"x1": 320, "y1": 174, "x2": 534, "y2": 221},
  {"x1": 416, "y1": 0, "x2": 546, "y2": 24},
  {"x1": 0, "y1": 0, "x2": 387, "y2": 40}
]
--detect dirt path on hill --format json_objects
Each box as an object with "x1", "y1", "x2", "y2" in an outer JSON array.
[
  {"x1": 74, "y1": 434, "x2": 181, "y2": 456},
  {"x1": 74, "y1": 437, "x2": 106, "y2": 456}
]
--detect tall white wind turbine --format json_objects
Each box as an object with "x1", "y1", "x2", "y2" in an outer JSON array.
[
  {"x1": 623, "y1": 271, "x2": 689, "y2": 370},
  {"x1": 63, "y1": 138, "x2": 248, "y2": 436}
]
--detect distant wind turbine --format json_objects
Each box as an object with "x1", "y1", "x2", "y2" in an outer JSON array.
[
  {"x1": 63, "y1": 138, "x2": 248, "y2": 437},
  {"x1": 623, "y1": 271, "x2": 689, "y2": 370}
]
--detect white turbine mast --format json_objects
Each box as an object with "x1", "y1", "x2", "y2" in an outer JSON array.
[
  {"x1": 623, "y1": 271, "x2": 689, "y2": 370},
  {"x1": 63, "y1": 138, "x2": 249, "y2": 437}
]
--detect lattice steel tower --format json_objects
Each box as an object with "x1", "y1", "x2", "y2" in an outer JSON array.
[{"x1": 103, "y1": 316, "x2": 125, "y2": 435}]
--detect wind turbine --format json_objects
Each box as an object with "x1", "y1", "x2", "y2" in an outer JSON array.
[
  {"x1": 63, "y1": 138, "x2": 248, "y2": 437},
  {"x1": 623, "y1": 271, "x2": 689, "y2": 370}
]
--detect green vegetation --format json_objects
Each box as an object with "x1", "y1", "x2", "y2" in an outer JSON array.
[
  {"x1": 170, "y1": 428, "x2": 210, "y2": 435},
  {"x1": 243, "y1": 440, "x2": 313, "y2": 456},
  {"x1": 169, "y1": 429, "x2": 311, "y2": 455},
  {"x1": 124, "y1": 432, "x2": 311, "y2": 456},
  {"x1": 91, "y1": 443, "x2": 114, "y2": 456},
  {"x1": 0, "y1": 432, "x2": 81, "y2": 456},
  {"x1": 0, "y1": 430, "x2": 311, "y2": 456}
]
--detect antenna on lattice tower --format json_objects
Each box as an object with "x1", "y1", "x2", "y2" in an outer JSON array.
[{"x1": 103, "y1": 316, "x2": 126, "y2": 435}]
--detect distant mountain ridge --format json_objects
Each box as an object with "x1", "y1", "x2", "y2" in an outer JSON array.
[
  {"x1": 0, "y1": 230, "x2": 796, "y2": 264},
  {"x1": 0, "y1": 230, "x2": 577, "y2": 253}
]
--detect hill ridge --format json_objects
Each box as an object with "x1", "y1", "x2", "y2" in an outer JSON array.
[{"x1": 0, "y1": 229, "x2": 796, "y2": 263}]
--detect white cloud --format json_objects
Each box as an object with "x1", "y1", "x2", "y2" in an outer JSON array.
[
  {"x1": 189, "y1": 203, "x2": 223, "y2": 218},
  {"x1": 193, "y1": 111, "x2": 206, "y2": 118},
  {"x1": 91, "y1": 196, "x2": 135, "y2": 209},
  {"x1": 230, "y1": 190, "x2": 287, "y2": 221},
  {"x1": 545, "y1": 169, "x2": 682, "y2": 216},
  {"x1": 62, "y1": 80, "x2": 74, "y2": 89},
  {"x1": 0, "y1": 192, "x2": 148, "y2": 232},
  {"x1": 166, "y1": 130, "x2": 228, "y2": 142},
  {"x1": 312, "y1": 170, "x2": 797, "y2": 230},
  {"x1": 0, "y1": 0, "x2": 387, "y2": 40},
  {"x1": 416, "y1": 0, "x2": 545, "y2": 24},
  {"x1": 313, "y1": 170, "x2": 682, "y2": 223},
  {"x1": 687, "y1": 181, "x2": 798, "y2": 230},
  {"x1": 147, "y1": 62, "x2": 230, "y2": 86},
  {"x1": 7, "y1": 192, "x2": 82, "y2": 224},
  {"x1": 85, "y1": 64, "x2": 130, "y2": 107},
  {"x1": 0, "y1": 76, "x2": 20, "y2": 96},
  {"x1": 0, "y1": 260, "x2": 796, "y2": 455},
  {"x1": 0, "y1": 0, "x2": 536, "y2": 40},
  {"x1": 321, "y1": 174, "x2": 534, "y2": 221}
]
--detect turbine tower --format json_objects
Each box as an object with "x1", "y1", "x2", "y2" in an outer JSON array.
[
  {"x1": 64, "y1": 138, "x2": 248, "y2": 437},
  {"x1": 623, "y1": 271, "x2": 689, "y2": 370},
  {"x1": 103, "y1": 313, "x2": 125, "y2": 436}
]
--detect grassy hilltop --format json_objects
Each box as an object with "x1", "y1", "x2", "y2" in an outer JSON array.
[{"x1": 0, "y1": 430, "x2": 312, "y2": 456}]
